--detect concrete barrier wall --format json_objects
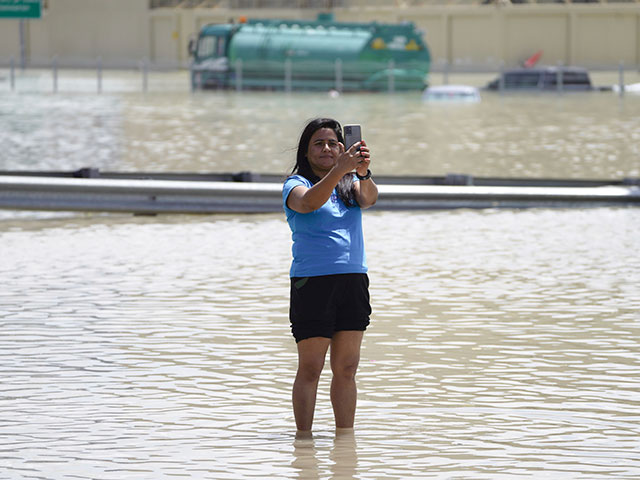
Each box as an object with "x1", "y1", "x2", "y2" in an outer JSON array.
[
  {"x1": 1, "y1": 1, "x2": 638, "y2": 70},
  {"x1": 0, "y1": 0, "x2": 150, "y2": 68}
]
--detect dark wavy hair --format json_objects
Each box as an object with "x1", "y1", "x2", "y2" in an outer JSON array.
[{"x1": 291, "y1": 117, "x2": 356, "y2": 207}]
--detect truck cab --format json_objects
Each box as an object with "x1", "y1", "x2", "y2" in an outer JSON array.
[{"x1": 190, "y1": 24, "x2": 235, "y2": 89}]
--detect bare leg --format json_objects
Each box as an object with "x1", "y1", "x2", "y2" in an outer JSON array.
[
  {"x1": 330, "y1": 330, "x2": 364, "y2": 429},
  {"x1": 293, "y1": 337, "x2": 331, "y2": 432}
]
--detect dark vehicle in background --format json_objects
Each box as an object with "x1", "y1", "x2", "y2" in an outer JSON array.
[{"x1": 485, "y1": 66, "x2": 593, "y2": 91}]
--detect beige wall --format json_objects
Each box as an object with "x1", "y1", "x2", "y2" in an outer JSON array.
[
  {"x1": 1, "y1": 1, "x2": 639, "y2": 70},
  {"x1": 399, "y1": 5, "x2": 640, "y2": 70},
  {"x1": 1, "y1": 0, "x2": 150, "y2": 67},
  {"x1": 573, "y1": 11, "x2": 638, "y2": 67}
]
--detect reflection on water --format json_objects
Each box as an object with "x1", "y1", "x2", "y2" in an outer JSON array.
[
  {"x1": 0, "y1": 94, "x2": 125, "y2": 171},
  {"x1": 1, "y1": 208, "x2": 639, "y2": 479}
]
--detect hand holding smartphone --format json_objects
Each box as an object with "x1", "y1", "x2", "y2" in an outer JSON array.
[{"x1": 343, "y1": 124, "x2": 362, "y2": 151}]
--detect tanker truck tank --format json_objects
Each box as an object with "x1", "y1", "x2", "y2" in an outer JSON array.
[{"x1": 190, "y1": 14, "x2": 430, "y2": 92}]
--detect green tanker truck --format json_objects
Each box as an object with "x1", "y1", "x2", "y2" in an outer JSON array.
[{"x1": 189, "y1": 13, "x2": 431, "y2": 92}]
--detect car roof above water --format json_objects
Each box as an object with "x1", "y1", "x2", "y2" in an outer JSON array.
[{"x1": 486, "y1": 65, "x2": 593, "y2": 90}]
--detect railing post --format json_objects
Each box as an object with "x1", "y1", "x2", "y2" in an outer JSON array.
[
  {"x1": 52, "y1": 56, "x2": 58, "y2": 93},
  {"x1": 556, "y1": 62, "x2": 563, "y2": 94},
  {"x1": 97, "y1": 56, "x2": 102, "y2": 94},
  {"x1": 10, "y1": 57, "x2": 15, "y2": 91},
  {"x1": 141, "y1": 58, "x2": 148, "y2": 92},
  {"x1": 618, "y1": 61, "x2": 625, "y2": 97},
  {"x1": 235, "y1": 58, "x2": 243, "y2": 92},
  {"x1": 443, "y1": 59, "x2": 449, "y2": 85},
  {"x1": 387, "y1": 59, "x2": 395, "y2": 94},
  {"x1": 335, "y1": 58, "x2": 343, "y2": 93},
  {"x1": 284, "y1": 58, "x2": 292, "y2": 93}
]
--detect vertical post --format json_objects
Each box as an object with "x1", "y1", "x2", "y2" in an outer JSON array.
[
  {"x1": 387, "y1": 59, "x2": 395, "y2": 94},
  {"x1": 141, "y1": 58, "x2": 148, "y2": 92},
  {"x1": 19, "y1": 19, "x2": 27, "y2": 70},
  {"x1": 190, "y1": 66, "x2": 200, "y2": 92},
  {"x1": 52, "y1": 56, "x2": 58, "y2": 93},
  {"x1": 97, "y1": 57, "x2": 102, "y2": 94},
  {"x1": 284, "y1": 58, "x2": 292, "y2": 93},
  {"x1": 235, "y1": 59, "x2": 243, "y2": 92},
  {"x1": 335, "y1": 58, "x2": 343, "y2": 93},
  {"x1": 556, "y1": 62, "x2": 563, "y2": 94},
  {"x1": 10, "y1": 57, "x2": 15, "y2": 91},
  {"x1": 443, "y1": 59, "x2": 449, "y2": 85},
  {"x1": 618, "y1": 61, "x2": 625, "y2": 97}
]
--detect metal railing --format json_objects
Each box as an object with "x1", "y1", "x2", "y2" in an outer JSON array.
[
  {"x1": 1, "y1": 173, "x2": 638, "y2": 214},
  {"x1": 1, "y1": 57, "x2": 172, "y2": 94},
  {"x1": 150, "y1": 0, "x2": 344, "y2": 8},
  {"x1": 149, "y1": 0, "x2": 639, "y2": 7}
]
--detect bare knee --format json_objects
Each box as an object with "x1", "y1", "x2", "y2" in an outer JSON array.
[
  {"x1": 331, "y1": 356, "x2": 360, "y2": 380},
  {"x1": 297, "y1": 359, "x2": 325, "y2": 383}
]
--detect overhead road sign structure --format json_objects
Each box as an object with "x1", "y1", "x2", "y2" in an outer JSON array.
[{"x1": 0, "y1": 0, "x2": 41, "y2": 18}]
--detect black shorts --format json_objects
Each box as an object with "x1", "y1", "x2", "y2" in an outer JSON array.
[{"x1": 289, "y1": 273, "x2": 371, "y2": 343}]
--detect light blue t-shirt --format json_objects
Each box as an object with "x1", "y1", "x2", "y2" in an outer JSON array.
[{"x1": 282, "y1": 175, "x2": 367, "y2": 278}]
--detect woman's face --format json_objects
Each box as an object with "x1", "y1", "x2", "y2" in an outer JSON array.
[{"x1": 306, "y1": 128, "x2": 341, "y2": 177}]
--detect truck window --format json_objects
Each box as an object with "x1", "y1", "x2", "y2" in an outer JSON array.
[
  {"x1": 196, "y1": 36, "x2": 227, "y2": 59},
  {"x1": 197, "y1": 36, "x2": 216, "y2": 59},
  {"x1": 216, "y1": 37, "x2": 226, "y2": 57}
]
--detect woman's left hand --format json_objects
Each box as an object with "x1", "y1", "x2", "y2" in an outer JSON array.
[
  {"x1": 355, "y1": 140, "x2": 371, "y2": 176},
  {"x1": 352, "y1": 139, "x2": 377, "y2": 208}
]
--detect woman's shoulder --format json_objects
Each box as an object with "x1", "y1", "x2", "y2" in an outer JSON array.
[{"x1": 283, "y1": 174, "x2": 312, "y2": 188}]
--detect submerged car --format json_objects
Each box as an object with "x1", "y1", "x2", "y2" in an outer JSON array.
[
  {"x1": 485, "y1": 66, "x2": 593, "y2": 91},
  {"x1": 612, "y1": 82, "x2": 640, "y2": 94},
  {"x1": 422, "y1": 84, "x2": 481, "y2": 102}
]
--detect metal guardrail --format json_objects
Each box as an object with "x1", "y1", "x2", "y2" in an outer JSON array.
[
  {"x1": 0, "y1": 176, "x2": 282, "y2": 213},
  {"x1": 1, "y1": 174, "x2": 638, "y2": 214},
  {"x1": 376, "y1": 183, "x2": 640, "y2": 210},
  {"x1": 150, "y1": 1, "x2": 346, "y2": 9},
  {"x1": 148, "y1": 0, "x2": 640, "y2": 8}
]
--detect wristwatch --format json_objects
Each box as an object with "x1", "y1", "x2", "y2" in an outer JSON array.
[{"x1": 356, "y1": 169, "x2": 372, "y2": 181}]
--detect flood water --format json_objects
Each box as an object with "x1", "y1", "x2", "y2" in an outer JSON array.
[
  {"x1": 1, "y1": 70, "x2": 640, "y2": 479},
  {"x1": 1, "y1": 69, "x2": 639, "y2": 179}
]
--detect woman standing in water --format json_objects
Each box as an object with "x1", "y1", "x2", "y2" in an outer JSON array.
[{"x1": 282, "y1": 118, "x2": 378, "y2": 433}]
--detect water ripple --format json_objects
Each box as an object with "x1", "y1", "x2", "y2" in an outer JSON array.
[{"x1": 1, "y1": 208, "x2": 639, "y2": 478}]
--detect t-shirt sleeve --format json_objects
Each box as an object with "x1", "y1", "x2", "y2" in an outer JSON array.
[{"x1": 282, "y1": 175, "x2": 309, "y2": 212}]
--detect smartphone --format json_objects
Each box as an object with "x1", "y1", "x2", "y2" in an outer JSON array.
[{"x1": 343, "y1": 124, "x2": 362, "y2": 151}]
